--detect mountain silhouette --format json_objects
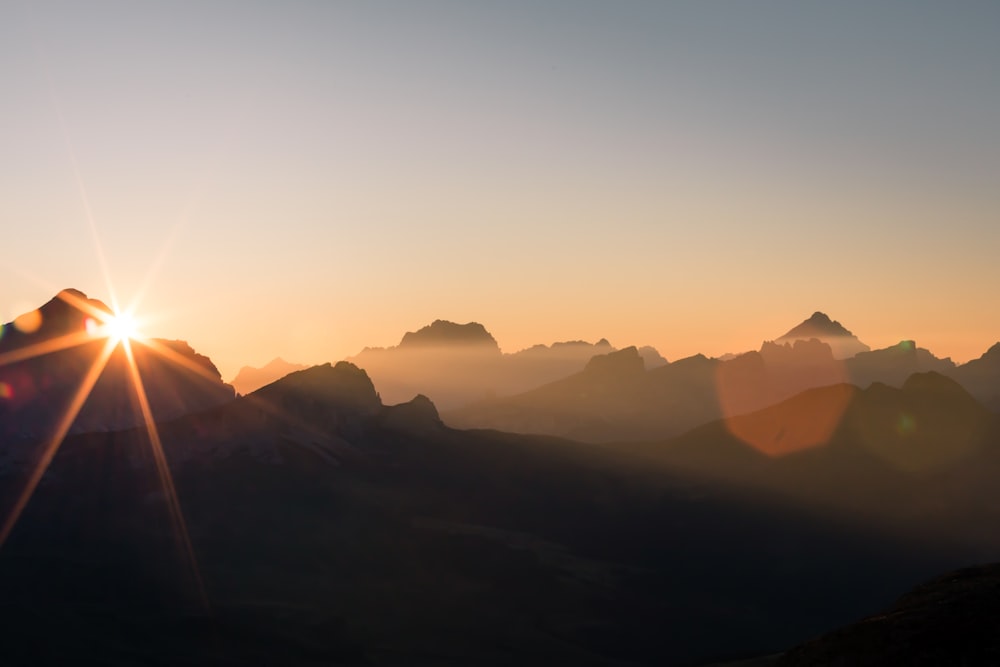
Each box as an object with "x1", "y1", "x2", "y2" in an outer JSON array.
[
  {"x1": 845, "y1": 340, "x2": 956, "y2": 388},
  {"x1": 447, "y1": 339, "x2": 853, "y2": 443},
  {"x1": 0, "y1": 289, "x2": 234, "y2": 439},
  {"x1": 446, "y1": 349, "x2": 723, "y2": 442},
  {"x1": 347, "y1": 320, "x2": 665, "y2": 410},
  {"x1": 947, "y1": 342, "x2": 1000, "y2": 411},
  {"x1": 398, "y1": 319, "x2": 500, "y2": 349},
  {"x1": 4, "y1": 361, "x2": 991, "y2": 666},
  {"x1": 641, "y1": 371, "x2": 996, "y2": 512},
  {"x1": 775, "y1": 311, "x2": 871, "y2": 359},
  {"x1": 230, "y1": 357, "x2": 308, "y2": 395}
]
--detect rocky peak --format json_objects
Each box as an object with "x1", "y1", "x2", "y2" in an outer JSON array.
[
  {"x1": 584, "y1": 346, "x2": 645, "y2": 378},
  {"x1": 398, "y1": 320, "x2": 500, "y2": 351}
]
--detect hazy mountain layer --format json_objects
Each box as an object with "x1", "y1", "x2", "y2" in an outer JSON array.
[
  {"x1": 447, "y1": 330, "x2": 1000, "y2": 443},
  {"x1": 347, "y1": 320, "x2": 665, "y2": 410}
]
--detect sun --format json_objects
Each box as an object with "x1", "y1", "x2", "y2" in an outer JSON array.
[{"x1": 106, "y1": 311, "x2": 139, "y2": 343}]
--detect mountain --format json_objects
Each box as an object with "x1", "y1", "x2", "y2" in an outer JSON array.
[
  {"x1": 0, "y1": 289, "x2": 234, "y2": 440},
  {"x1": 948, "y1": 342, "x2": 1000, "y2": 411},
  {"x1": 347, "y1": 320, "x2": 504, "y2": 409},
  {"x1": 845, "y1": 340, "x2": 956, "y2": 389},
  {"x1": 398, "y1": 319, "x2": 500, "y2": 349},
  {"x1": 3, "y1": 362, "x2": 994, "y2": 665},
  {"x1": 774, "y1": 312, "x2": 870, "y2": 359},
  {"x1": 230, "y1": 357, "x2": 308, "y2": 395},
  {"x1": 636, "y1": 345, "x2": 669, "y2": 368},
  {"x1": 347, "y1": 320, "x2": 665, "y2": 410},
  {"x1": 442, "y1": 347, "x2": 696, "y2": 442},
  {"x1": 637, "y1": 372, "x2": 997, "y2": 520},
  {"x1": 447, "y1": 339, "x2": 855, "y2": 443}
]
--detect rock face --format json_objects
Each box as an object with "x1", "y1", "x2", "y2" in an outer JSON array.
[
  {"x1": 0, "y1": 289, "x2": 235, "y2": 440},
  {"x1": 230, "y1": 357, "x2": 308, "y2": 395},
  {"x1": 775, "y1": 312, "x2": 871, "y2": 359}
]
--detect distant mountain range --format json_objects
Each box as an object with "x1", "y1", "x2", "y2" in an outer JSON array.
[
  {"x1": 446, "y1": 313, "x2": 1000, "y2": 442},
  {"x1": 346, "y1": 319, "x2": 666, "y2": 410}
]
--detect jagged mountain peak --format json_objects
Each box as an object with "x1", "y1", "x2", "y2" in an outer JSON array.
[
  {"x1": 775, "y1": 311, "x2": 870, "y2": 359},
  {"x1": 584, "y1": 345, "x2": 645, "y2": 377},
  {"x1": 398, "y1": 320, "x2": 499, "y2": 349},
  {"x1": 780, "y1": 311, "x2": 854, "y2": 339}
]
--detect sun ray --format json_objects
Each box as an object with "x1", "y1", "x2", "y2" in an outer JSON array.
[
  {"x1": 49, "y1": 89, "x2": 120, "y2": 313},
  {"x1": 121, "y1": 338, "x2": 209, "y2": 611},
  {"x1": 0, "y1": 329, "x2": 99, "y2": 368},
  {"x1": 0, "y1": 336, "x2": 117, "y2": 548},
  {"x1": 53, "y1": 288, "x2": 117, "y2": 325}
]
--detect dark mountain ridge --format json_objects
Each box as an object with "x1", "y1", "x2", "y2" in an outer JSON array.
[{"x1": 0, "y1": 289, "x2": 234, "y2": 439}]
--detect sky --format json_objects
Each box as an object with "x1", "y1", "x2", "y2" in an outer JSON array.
[{"x1": 2, "y1": 1, "x2": 999, "y2": 380}]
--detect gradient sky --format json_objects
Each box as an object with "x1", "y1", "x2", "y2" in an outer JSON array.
[{"x1": 2, "y1": 1, "x2": 999, "y2": 379}]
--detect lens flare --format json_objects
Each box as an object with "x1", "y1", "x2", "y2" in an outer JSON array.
[
  {"x1": 13, "y1": 309, "x2": 42, "y2": 334},
  {"x1": 106, "y1": 312, "x2": 139, "y2": 343}
]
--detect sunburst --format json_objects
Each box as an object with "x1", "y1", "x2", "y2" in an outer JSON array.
[{"x1": 0, "y1": 269, "x2": 209, "y2": 611}]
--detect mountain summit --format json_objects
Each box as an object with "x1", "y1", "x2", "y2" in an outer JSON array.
[
  {"x1": 0, "y1": 289, "x2": 234, "y2": 438},
  {"x1": 398, "y1": 320, "x2": 500, "y2": 350},
  {"x1": 775, "y1": 312, "x2": 870, "y2": 359}
]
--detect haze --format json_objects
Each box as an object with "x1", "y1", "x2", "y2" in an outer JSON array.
[{"x1": 2, "y1": 1, "x2": 999, "y2": 379}]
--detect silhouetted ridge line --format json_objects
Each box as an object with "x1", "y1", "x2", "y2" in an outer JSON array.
[
  {"x1": 398, "y1": 320, "x2": 499, "y2": 349},
  {"x1": 775, "y1": 311, "x2": 871, "y2": 359}
]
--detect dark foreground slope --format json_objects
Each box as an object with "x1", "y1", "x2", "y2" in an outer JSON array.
[
  {"x1": 0, "y1": 364, "x2": 996, "y2": 665},
  {"x1": 776, "y1": 563, "x2": 1000, "y2": 666}
]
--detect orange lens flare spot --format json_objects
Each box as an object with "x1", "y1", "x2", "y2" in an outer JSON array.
[
  {"x1": 722, "y1": 383, "x2": 855, "y2": 457},
  {"x1": 13, "y1": 309, "x2": 42, "y2": 334},
  {"x1": 0, "y1": 382, "x2": 12, "y2": 399}
]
